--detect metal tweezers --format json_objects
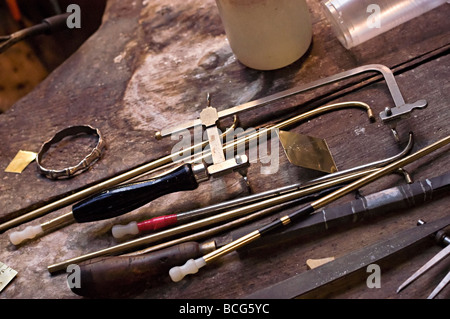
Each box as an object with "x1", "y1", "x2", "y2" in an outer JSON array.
[
  {"x1": 0, "y1": 13, "x2": 70, "y2": 54},
  {"x1": 397, "y1": 225, "x2": 450, "y2": 299}
]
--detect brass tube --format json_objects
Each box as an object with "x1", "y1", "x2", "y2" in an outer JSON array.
[
  {"x1": 199, "y1": 134, "x2": 450, "y2": 264},
  {"x1": 47, "y1": 169, "x2": 373, "y2": 274},
  {"x1": 2, "y1": 101, "x2": 372, "y2": 233},
  {"x1": 0, "y1": 122, "x2": 237, "y2": 233},
  {"x1": 311, "y1": 135, "x2": 450, "y2": 209}
]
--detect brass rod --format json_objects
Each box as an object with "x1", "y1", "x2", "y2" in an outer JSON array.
[
  {"x1": 47, "y1": 169, "x2": 372, "y2": 274},
  {"x1": 311, "y1": 134, "x2": 450, "y2": 209},
  {"x1": 2, "y1": 101, "x2": 372, "y2": 233},
  {"x1": 0, "y1": 123, "x2": 237, "y2": 233},
  {"x1": 199, "y1": 134, "x2": 450, "y2": 265}
]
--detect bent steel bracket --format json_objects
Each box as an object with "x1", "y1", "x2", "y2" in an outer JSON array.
[{"x1": 156, "y1": 64, "x2": 427, "y2": 141}]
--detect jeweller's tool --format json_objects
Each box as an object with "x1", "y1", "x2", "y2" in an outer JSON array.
[
  {"x1": 244, "y1": 215, "x2": 450, "y2": 299},
  {"x1": 168, "y1": 134, "x2": 450, "y2": 282},
  {"x1": 111, "y1": 177, "x2": 345, "y2": 239},
  {"x1": 111, "y1": 134, "x2": 413, "y2": 239},
  {"x1": 8, "y1": 100, "x2": 374, "y2": 243},
  {"x1": 68, "y1": 186, "x2": 341, "y2": 297},
  {"x1": 69, "y1": 171, "x2": 449, "y2": 297},
  {"x1": 156, "y1": 64, "x2": 426, "y2": 141},
  {"x1": 47, "y1": 170, "x2": 370, "y2": 274},
  {"x1": 0, "y1": 63, "x2": 414, "y2": 232},
  {"x1": 69, "y1": 241, "x2": 217, "y2": 298},
  {"x1": 397, "y1": 221, "x2": 450, "y2": 299},
  {"x1": 0, "y1": 261, "x2": 17, "y2": 293},
  {"x1": 231, "y1": 171, "x2": 450, "y2": 249},
  {"x1": 0, "y1": 13, "x2": 71, "y2": 54}
]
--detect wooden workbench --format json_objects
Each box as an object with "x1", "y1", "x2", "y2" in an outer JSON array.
[{"x1": 0, "y1": 0, "x2": 449, "y2": 303}]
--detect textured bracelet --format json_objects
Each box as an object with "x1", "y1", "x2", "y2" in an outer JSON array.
[{"x1": 36, "y1": 125, "x2": 106, "y2": 179}]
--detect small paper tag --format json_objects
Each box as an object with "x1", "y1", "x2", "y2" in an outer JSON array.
[{"x1": 5, "y1": 150, "x2": 37, "y2": 174}]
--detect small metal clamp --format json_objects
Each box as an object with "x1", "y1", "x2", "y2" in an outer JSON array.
[{"x1": 197, "y1": 94, "x2": 249, "y2": 178}]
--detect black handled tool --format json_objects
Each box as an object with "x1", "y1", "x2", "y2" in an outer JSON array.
[
  {"x1": 71, "y1": 100, "x2": 250, "y2": 223},
  {"x1": 9, "y1": 101, "x2": 249, "y2": 245},
  {"x1": 72, "y1": 164, "x2": 201, "y2": 223}
]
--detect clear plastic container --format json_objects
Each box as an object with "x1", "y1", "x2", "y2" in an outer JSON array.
[{"x1": 321, "y1": 0, "x2": 448, "y2": 49}]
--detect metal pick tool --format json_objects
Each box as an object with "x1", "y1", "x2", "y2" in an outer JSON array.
[
  {"x1": 278, "y1": 130, "x2": 337, "y2": 173},
  {"x1": 397, "y1": 235, "x2": 450, "y2": 299}
]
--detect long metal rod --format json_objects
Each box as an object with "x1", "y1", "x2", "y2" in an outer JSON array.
[
  {"x1": 1, "y1": 100, "x2": 372, "y2": 233},
  {"x1": 244, "y1": 214, "x2": 450, "y2": 299},
  {"x1": 114, "y1": 133, "x2": 412, "y2": 236},
  {"x1": 47, "y1": 169, "x2": 373, "y2": 274},
  {"x1": 168, "y1": 134, "x2": 450, "y2": 281},
  {"x1": 208, "y1": 135, "x2": 450, "y2": 262}
]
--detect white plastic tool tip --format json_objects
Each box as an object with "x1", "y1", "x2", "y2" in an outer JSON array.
[
  {"x1": 9, "y1": 225, "x2": 43, "y2": 245},
  {"x1": 169, "y1": 258, "x2": 206, "y2": 282},
  {"x1": 112, "y1": 221, "x2": 139, "y2": 238}
]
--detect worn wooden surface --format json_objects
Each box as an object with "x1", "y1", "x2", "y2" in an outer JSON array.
[{"x1": 0, "y1": 0, "x2": 449, "y2": 300}]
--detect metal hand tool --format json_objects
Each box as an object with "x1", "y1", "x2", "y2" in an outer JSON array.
[
  {"x1": 47, "y1": 171, "x2": 366, "y2": 274},
  {"x1": 0, "y1": 13, "x2": 70, "y2": 54},
  {"x1": 69, "y1": 241, "x2": 217, "y2": 298},
  {"x1": 168, "y1": 134, "x2": 450, "y2": 282},
  {"x1": 110, "y1": 133, "x2": 413, "y2": 239},
  {"x1": 8, "y1": 100, "x2": 375, "y2": 244},
  {"x1": 67, "y1": 171, "x2": 449, "y2": 297},
  {"x1": 156, "y1": 64, "x2": 426, "y2": 141},
  {"x1": 0, "y1": 63, "x2": 416, "y2": 233},
  {"x1": 244, "y1": 215, "x2": 450, "y2": 299},
  {"x1": 397, "y1": 222, "x2": 450, "y2": 299},
  {"x1": 231, "y1": 171, "x2": 450, "y2": 248},
  {"x1": 68, "y1": 186, "x2": 342, "y2": 297}
]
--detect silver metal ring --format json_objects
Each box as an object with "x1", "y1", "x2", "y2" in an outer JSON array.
[{"x1": 36, "y1": 125, "x2": 106, "y2": 179}]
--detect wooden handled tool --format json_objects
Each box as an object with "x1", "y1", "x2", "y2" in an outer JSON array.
[
  {"x1": 169, "y1": 134, "x2": 450, "y2": 282},
  {"x1": 70, "y1": 241, "x2": 216, "y2": 298}
]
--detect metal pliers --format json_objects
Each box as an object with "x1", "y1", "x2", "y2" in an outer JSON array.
[
  {"x1": 397, "y1": 219, "x2": 450, "y2": 299},
  {"x1": 0, "y1": 13, "x2": 70, "y2": 54}
]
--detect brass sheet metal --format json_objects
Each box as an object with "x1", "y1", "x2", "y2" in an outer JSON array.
[
  {"x1": 5, "y1": 150, "x2": 37, "y2": 174},
  {"x1": 278, "y1": 130, "x2": 337, "y2": 173}
]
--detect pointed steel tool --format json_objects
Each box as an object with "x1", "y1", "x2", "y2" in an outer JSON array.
[
  {"x1": 244, "y1": 215, "x2": 450, "y2": 299},
  {"x1": 397, "y1": 241, "x2": 450, "y2": 299}
]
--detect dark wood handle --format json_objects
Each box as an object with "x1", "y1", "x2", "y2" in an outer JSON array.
[{"x1": 70, "y1": 242, "x2": 206, "y2": 297}]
